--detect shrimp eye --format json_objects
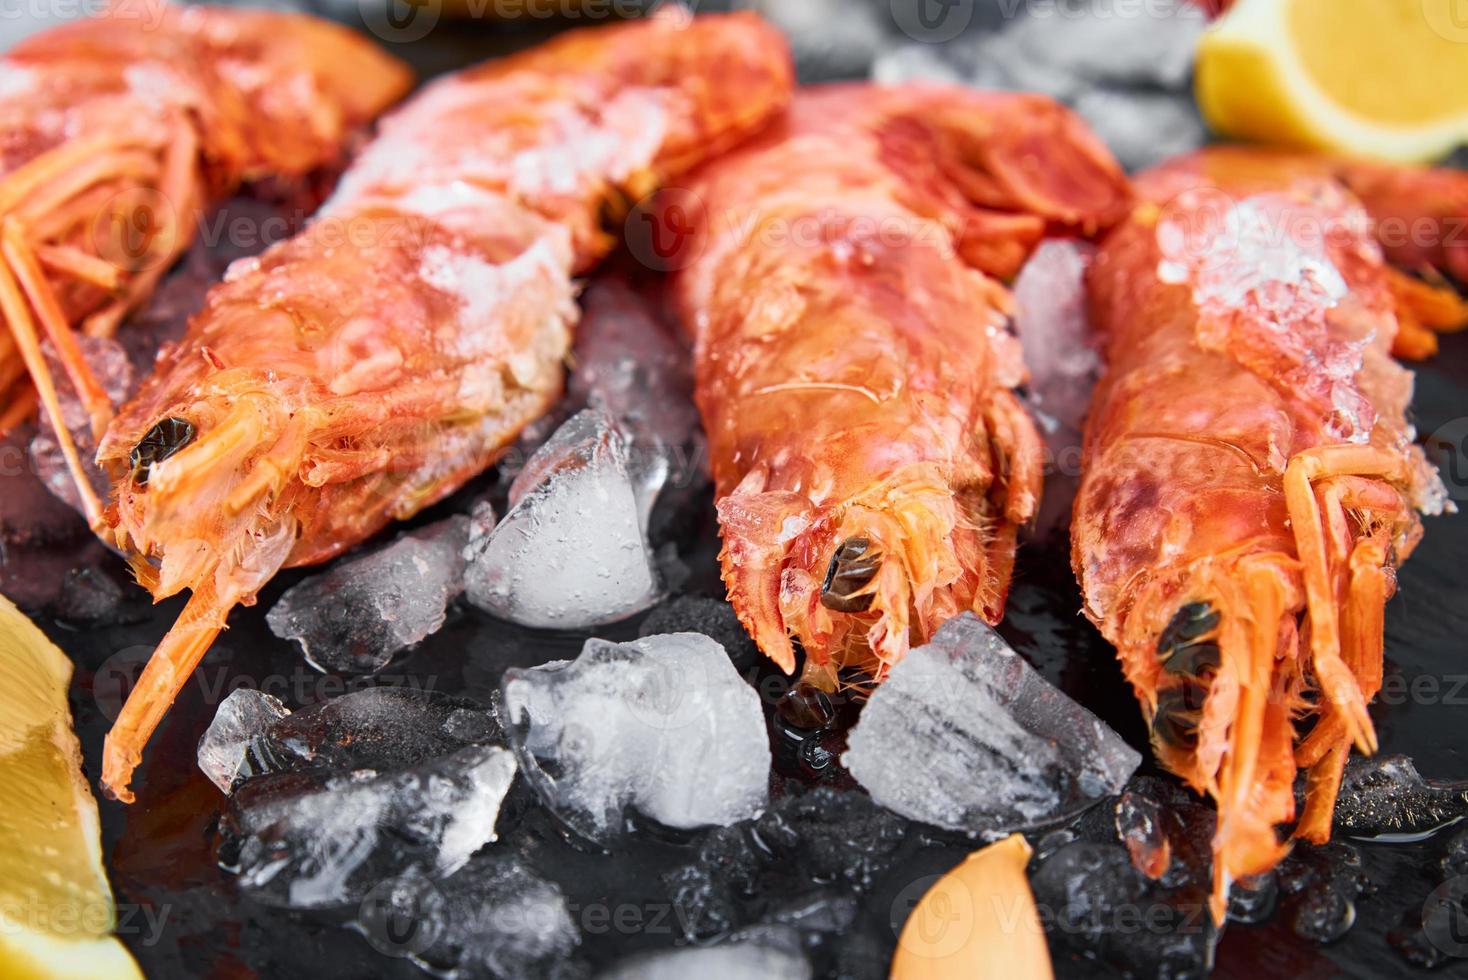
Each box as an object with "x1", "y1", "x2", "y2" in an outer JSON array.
[
  {"x1": 821, "y1": 536, "x2": 881, "y2": 613},
  {"x1": 1156, "y1": 601, "x2": 1219, "y2": 657},
  {"x1": 1153, "y1": 679, "x2": 1208, "y2": 750},
  {"x1": 130, "y1": 417, "x2": 195, "y2": 485}
]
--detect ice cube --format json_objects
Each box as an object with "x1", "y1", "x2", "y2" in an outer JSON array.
[
  {"x1": 198, "y1": 686, "x2": 502, "y2": 792},
  {"x1": 638, "y1": 596, "x2": 761, "y2": 673},
  {"x1": 1012, "y1": 239, "x2": 1097, "y2": 538},
  {"x1": 197, "y1": 688, "x2": 291, "y2": 793},
  {"x1": 501, "y1": 632, "x2": 770, "y2": 841},
  {"x1": 256, "y1": 686, "x2": 502, "y2": 775},
  {"x1": 843, "y1": 613, "x2": 1140, "y2": 836},
  {"x1": 226, "y1": 743, "x2": 517, "y2": 909},
  {"x1": 357, "y1": 854, "x2": 580, "y2": 979},
  {"x1": 1324, "y1": 754, "x2": 1468, "y2": 838},
  {"x1": 1031, "y1": 843, "x2": 1173, "y2": 969},
  {"x1": 570, "y1": 279, "x2": 699, "y2": 487},
  {"x1": 598, "y1": 926, "x2": 811, "y2": 980},
  {"x1": 464, "y1": 409, "x2": 661, "y2": 629},
  {"x1": 1014, "y1": 238, "x2": 1098, "y2": 439},
  {"x1": 267, "y1": 515, "x2": 470, "y2": 674}
]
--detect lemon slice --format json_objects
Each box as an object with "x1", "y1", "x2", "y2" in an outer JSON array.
[
  {"x1": 1196, "y1": 0, "x2": 1468, "y2": 162},
  {"x1": 0, "y1": 594, "x2": 143, "y2": 980},
  {"x1": 890, "y1": 835, "x2": 1053, "y2": 980}
]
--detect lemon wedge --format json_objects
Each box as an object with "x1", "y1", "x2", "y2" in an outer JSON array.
[
  {"x1": 1196, "y1": 0, "x2": 1468, "y2": 162},
  {"x1": 890, "y1": 835, "x2": 1053, "y2": 980},
  {"x1": 0, "y1": 594, "x2": 143, "y2": 980}
]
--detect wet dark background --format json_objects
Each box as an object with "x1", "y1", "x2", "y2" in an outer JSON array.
[{"x1": 1, "y1": 2, "x2": 1467, "y2": 978}]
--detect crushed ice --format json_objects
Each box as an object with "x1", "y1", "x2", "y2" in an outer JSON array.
[
  {"x1": 204, "y1": 687, "x2": 516, "y2": 910},
  {"x1": 843, "y1": 613, "x2": 1140, "y2": 836},
  {"x1": 501, "y1": 632, "x2": 770, "y2": 840},
  {"x1": 267, "y1": 515, "x2": 471, "y2": 674},
  {"x1": 464, "y1": 408, "x2": 662, "y2": 629}
]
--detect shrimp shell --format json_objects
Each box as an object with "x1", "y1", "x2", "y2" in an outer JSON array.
[
  {"x1": 1074, "y1": 147, "x2": 1457, "y2": 919},
  {"x1": 668, "y1": 84, "x2": 1128, "y2": 680}
]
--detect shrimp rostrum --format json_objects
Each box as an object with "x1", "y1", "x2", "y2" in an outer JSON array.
[
  {"x1": 1073, "y1": 148, "x2": 1454, "y2": 917},
  {"x1": 0, "y1": 1, "x2": 410, "y2": 523},
  {"x1": 669, "y1": 84, "x2": 1128, "y2": 684},
  {"x1": 87, "y1": 10, "x2": 793, "y2": 802}
]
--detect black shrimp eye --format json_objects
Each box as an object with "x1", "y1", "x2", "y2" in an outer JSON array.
[
  {"x1": 1153, "y1": 679, "x2": 1208, "y2": 750},
  {"x1": 821, "y1": 536, "x2": 882, "y2": 613},
  {"x1": 129, "y1": 417, "x2": 195, "y2": 485},
  {"x1": 1157, "y1": 601, "x2": 1220, "y2": 657}
]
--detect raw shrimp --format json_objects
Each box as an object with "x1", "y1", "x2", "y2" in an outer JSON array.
[
  {"x1": 85, "y1": 10, "x2": 793, "y2": 802},
  {"x1": 1073, "y1": 147, "x2": 1455, "y2": 918},
  {"x1": 0, "y1": 1, "x2": 410, "y2": 526},
  {"x1": 667, "y1": 84, "x2": 1128, "y2": 682}
]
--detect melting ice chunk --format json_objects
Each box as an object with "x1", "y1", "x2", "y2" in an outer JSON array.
[
  {"x1": 197, "y1": 689, "x2": 292, "y2": 793},
  {"x1": 226, "y1": 744, "x2": 516, "y2": 909},
  {"x1": 598, "y1": 926, "x2": 811, "y2": 980},
  {"x1": 843, "y1": 613, "x2": 1140, "y2": 836},
  {"x1": 1014, "y1": 239, "x2": 1098, "y2": 439},
  {"x1": 267, "y1": 515, "x2": 470, "y2": 674},
  {"x1": 198, "y1": 686, "x2": 503, "y2": 793},
  {"x1": 1013, "y1": 239, "x2": 1097, "y2": 538},
  {"x1": 208, "y1": 687, "x2": 514, "y2": 909},
  {"x1": 464, "y1": 409, "x2": 660, "y2": 629},
  {"x1": 501, "y1": 632, "x2": 770, "y2": 841},
  {"x1": 570, "y1": 279, "x2": 700, "y2": 488},
  {"x1": 356, "y1": 855, "x2": 580, "y2": 979}
]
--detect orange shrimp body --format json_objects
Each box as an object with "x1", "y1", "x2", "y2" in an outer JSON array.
[
  {"x1": 669, "y1": 85, "x2": 1128, "y2": 680},
  {"x1": 95, "y1": 11, "x2": 793, "y2": 802},
  {"x1": 1074, "y1": 148, "x2": 1453, "y2": 918},
  {"x1": 0, "y1": 1, "x2": 410, "y2": 520}
]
